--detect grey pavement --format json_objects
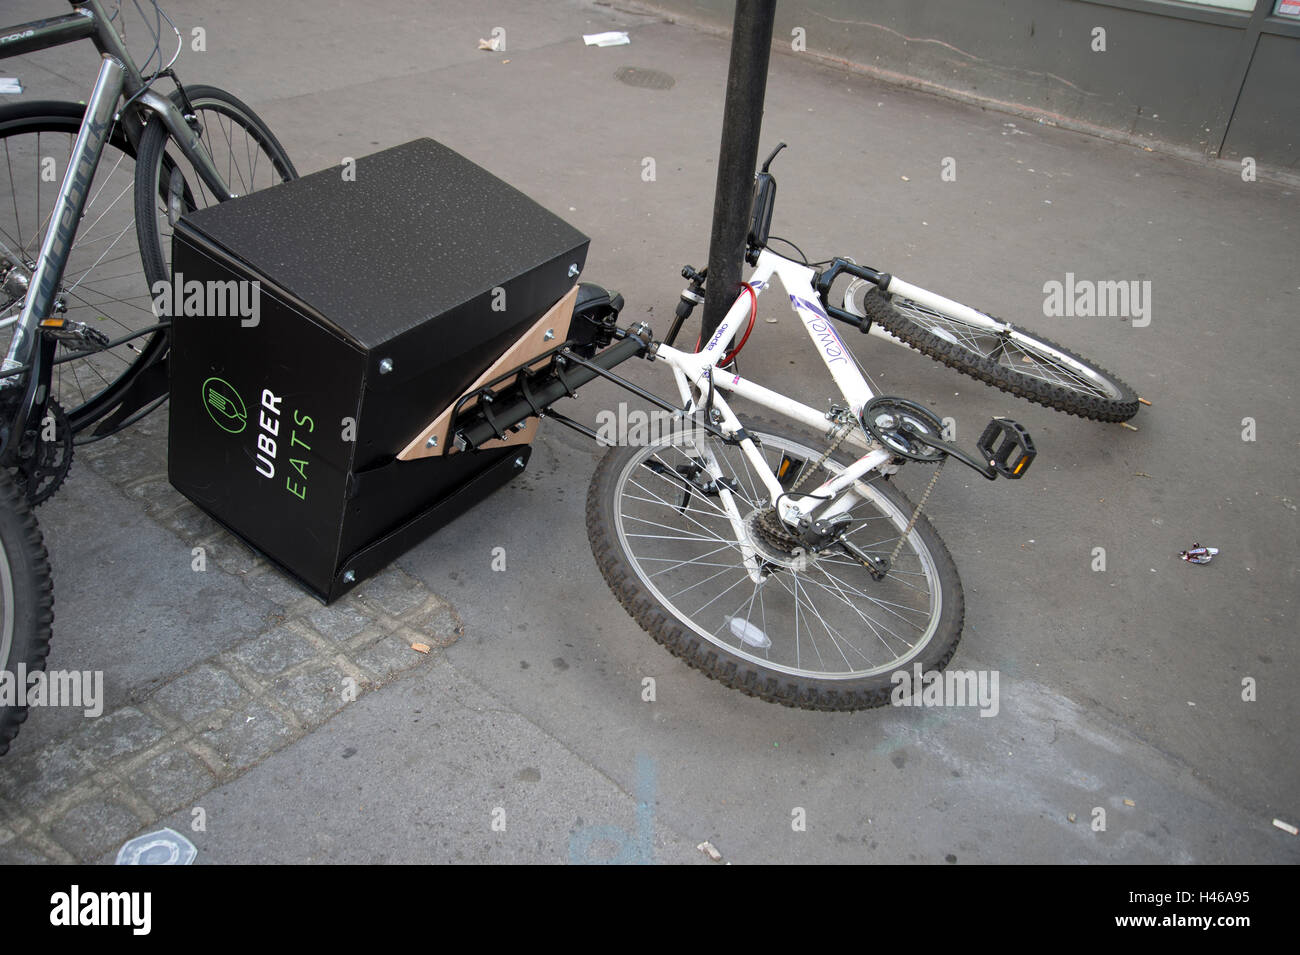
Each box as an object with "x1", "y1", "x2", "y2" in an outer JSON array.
[{"x1": 0, "y1": 0, "x2": 1295, "y2": 864}]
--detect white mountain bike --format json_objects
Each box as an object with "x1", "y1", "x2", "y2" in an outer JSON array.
[{"x1": 574, "y1": 143, "x2": 1136, "y2": 710}]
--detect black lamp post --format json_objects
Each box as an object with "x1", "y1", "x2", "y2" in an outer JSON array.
[{"x1": 699, "y1": 0, "x2": 778, "y2": 342}]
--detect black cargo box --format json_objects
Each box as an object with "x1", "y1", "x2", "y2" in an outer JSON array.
[{"x1": 167, "y1": 138, "x2": 589, "y2": 602}]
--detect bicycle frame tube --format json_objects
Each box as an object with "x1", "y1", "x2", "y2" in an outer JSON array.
[
  {"x1": 881, "y1": 275, "x2": 1006, "y2": 331},
  {"x1": 0, "y1": 11, "x2": 94, "y2": 60},
  {"x1": 1, "y1": 3, "x2": 142, "y2": 86},
  {"x1": 651, "y1": 248, "x2": 895, "y2": 550},
  {"x1": 664, "y1": 250, "x2": 878, "y2": 414},
  {"x1": 0, "y1": 9, "x2": 96, "y2": 59},
  {"x1": 79, "y1": 0, "x2": 235, "y2": 199},
  {"x1": 1, "y1": 53, "x2": 126, "y2": 377}
]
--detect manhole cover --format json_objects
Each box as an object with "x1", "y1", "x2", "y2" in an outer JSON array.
[{"x1": 615, "y1": 67, "x2": 675, "y2": 90}]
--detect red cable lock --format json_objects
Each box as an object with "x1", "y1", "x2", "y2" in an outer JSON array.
[{"x1": 694, "y1": 283, "x2": 758, "y2": 367}]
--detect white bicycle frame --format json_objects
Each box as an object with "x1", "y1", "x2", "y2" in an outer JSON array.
[{"x1": 649, "y1": 247, "x2": 937, "y2": 582}]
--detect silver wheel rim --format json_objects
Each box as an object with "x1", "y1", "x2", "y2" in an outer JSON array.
[
  {"x1": 0, "y1": 531, "x2": 15, "y2": 670},
  {"x1": 611, "y1": 430, "x2": 945, "y2": 680}
]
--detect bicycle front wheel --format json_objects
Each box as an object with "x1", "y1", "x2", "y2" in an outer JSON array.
[
  {"x1": 135, "y1": 84, "x2": 298, "y2": 297},
  {"x1": 858, "y1": 286, "x2": 1140, "y2": 422},
  {"x1": 586, "y1": 418, "x2": 964, "y2": 710}
]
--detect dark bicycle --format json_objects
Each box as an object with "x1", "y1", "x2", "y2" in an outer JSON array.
[{"x1": 0, "y1": 0, "x2": 298, "y2": 754}]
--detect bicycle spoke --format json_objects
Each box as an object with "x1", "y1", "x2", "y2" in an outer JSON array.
[
  {"x1": 808, "y1": 565, "x2": 911, "y2": 658},
  {"x1": 608, "y1": 422, "x2": 951, "y2": 683}
]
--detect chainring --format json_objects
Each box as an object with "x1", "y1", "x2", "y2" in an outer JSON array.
[
  {"x1": 860, "y1": 396, "x2": 946, "y2": 463},
  {"x1": 6, "y1": 396, "x2": 74, "y2": 505}
]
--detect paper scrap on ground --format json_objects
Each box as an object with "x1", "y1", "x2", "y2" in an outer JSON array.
[
  {"x1": 697, "y1": 840, "x2": 723, "y2": 862},
  {"x1": 478, "y1": 36, "x2": 505, "y2": 52},
  {"x1": 0, "y1": 78, "x2": 23, "y2": 94},
  {"x1": 584, "y1": 31, "x2": 630, "y2": 47}
]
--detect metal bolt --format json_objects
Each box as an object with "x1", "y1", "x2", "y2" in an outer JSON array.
[
  {"x1": 514, "y1": 456, "x2": 525, "y2": 469},
  {"x1": 543, "y1": 328, "x2": 555, "y2": 341},
  {"x1": 379, "y1": 358, "x2": 393, "y2": 374},
  {"x1": 426, "y1": 435, "x2": 438, "y2": 449},
  {"x1": 342, "y1": 570, "x2": 356, "y2": 583},
  {"x1": 567, "y1": 264, "x2": 579, "y2": 278}
]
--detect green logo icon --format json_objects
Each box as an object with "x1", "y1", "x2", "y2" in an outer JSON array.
[{"x1": 202, "y1": 377, "x2": 247, "y2": 433}]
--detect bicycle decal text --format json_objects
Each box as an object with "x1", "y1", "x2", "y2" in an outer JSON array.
[
  {"x1": 0, "y1": 29, "x2": 36, "y2": 46},
  {"x1": 703, "y1": 320, "x2": 731, "y2": 353},
  {"x1": 790, "y1": 294, "x2": 850, "y2": 365}
]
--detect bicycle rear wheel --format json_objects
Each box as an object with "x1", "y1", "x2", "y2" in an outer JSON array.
[
  {"x1": 857, "y1": 286, "x2": 1140, "y2": 422},
  {"x1": 586, "y1": 418, "x2": 964, "y2": 710},
  {"x1": 0, "y1": 102, "x2": 160, "y2": 433}
]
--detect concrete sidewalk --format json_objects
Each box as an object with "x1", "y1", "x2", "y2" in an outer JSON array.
[{"x1": 1, "y1": 0, "x2": 1295, "y2": 864}]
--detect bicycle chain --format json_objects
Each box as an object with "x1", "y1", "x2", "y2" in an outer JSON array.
[{"x1": 884, "y1": 458, "x2": 946, "y2": 569}]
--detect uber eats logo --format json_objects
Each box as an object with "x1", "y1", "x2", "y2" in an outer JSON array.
[
  {"x1": 202, "y1": 377, "x2": 247, "y2": 433},
  {"x1": 200, "y1": 378, "x2": 316, "y2": 501}
]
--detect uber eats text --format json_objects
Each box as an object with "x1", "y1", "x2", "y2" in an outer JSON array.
[{"x1": 255, "y1": 388, "x2": 315, "y2": 500}]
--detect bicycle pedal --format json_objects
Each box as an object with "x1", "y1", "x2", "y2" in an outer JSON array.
[
  {"x1": 40, "y1": 317, "x2": 111, "y2": 352},
  {"x1": 977, "y1": 417, "x2": 1036, "y2": 479}
]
